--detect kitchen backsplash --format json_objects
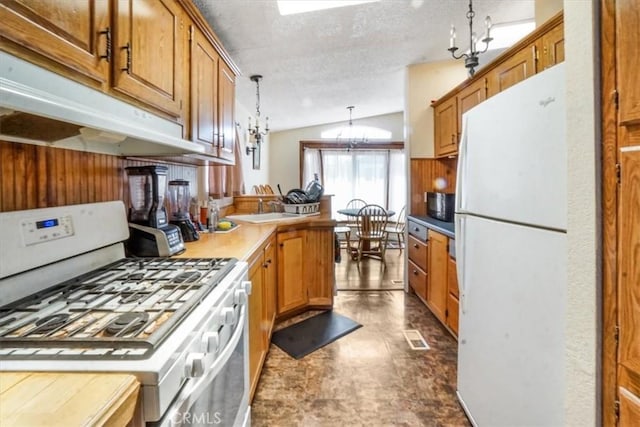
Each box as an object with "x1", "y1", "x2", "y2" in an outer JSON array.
[
  {"x1": 0, "y1": 141, "x2": 198, "y2": 212},
  {"x1": 410, "y1": 157, "x2": 457, "y2": 216}
]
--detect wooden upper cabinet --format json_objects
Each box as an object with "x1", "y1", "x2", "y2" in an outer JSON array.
[
  {"x1": 457, "y1": 77, "x2": 487, "y2": 131},
  {"x1": 190, "y1": 25, "x2": 219, "y2": 149},
  {"x1": 112, "y1": 0, "x2": 185, "y2": 118},
  {"x1": 0, "y1": 0, "x2": 109, "y2": 86},
  {"x1": 540, "y1": 21, "x2": 564, "y2": 70},
  {"x1": 217, "y1": 61, "x2": 236, "y2": 162},
  {"x1": 617, "y1": 0, "x2": 640, "y2": 125},
  {"x1": 434, "y1": 95, "x2": 458, "y2": 157},
  {"x1": 487, "y1": 43, "x2": 537, "y2": 97}
]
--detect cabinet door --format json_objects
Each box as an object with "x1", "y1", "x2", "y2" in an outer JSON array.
[
  {"x1": 617, "y1": 0, "x2": 640, "y2": 125},
  {"x1": 457, "y1": 78, "x2": 486, "y2": 131},
  {"x1": 540, "y1": 21, "x2": 564, "y2": 70},
  {"x1": 447, "y1": 256, "x2": 459, "y2": 298},
  {"x1": 217, "y1": 61, "x2": 236, "y2": 162},
  {"x1": 618, "y1": 147, "x2": 640, "y2": 418},
  {"x1": 620, "y1": 387, "x2": 640, "y2": 427},
  {"x1": 277, "y1": 230, "x2": 308, "y2": 314},
  {"x1": 112, "y1": 0, "x2": 185, "y2": 117},
  {"x1": 305, "y1": 228, "x2": 334, "y2": 307},
  {"x1": 190, "y1": 25, "x2": 219, "y2": 150},
  {"x1": 487, "y1": 44, "x2": 537, "y2": 97},
  {"x1": 263, "y1": 238, "x2": 277, "y2": 340},
  {"x1": 434, "y1": 95, "x2": 458, "y2": 157},
  {"x1": 0, "y1": 0, "x2": 109, "y2": 85},
  {"x1": 427, "y1": 230, "x2": 448, "y2": 323},
  {"x1": 247, "y1": 254, "x2": 265, "y2": 397}
]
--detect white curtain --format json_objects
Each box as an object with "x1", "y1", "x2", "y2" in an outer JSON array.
[{"x1": 303, "y1": 148, "x2": 406, "y2": 220}]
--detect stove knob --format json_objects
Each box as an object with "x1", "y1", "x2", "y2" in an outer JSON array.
[
  {"x1": 234, "y1": 289, "x2": 247, "y2": 305},
  {"x1": 220, "y1": 307, "x2": 236, "y2": 325},
  {"x1": 185, "y1": 352, "x2": 205, "y2": 378},
  {"x1": 241, "y1": 280, "x2": 252, "y2": 295},
  {"x1": 201, "y1": 331, "x2": 220, "y2": 354}
]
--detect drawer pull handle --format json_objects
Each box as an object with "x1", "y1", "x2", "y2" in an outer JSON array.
[
  {"x1": 99, "y1": 28, "x2": 111, "y2": 62},
  {"x1": 121, "y1": 42, "x2": 131, "y2": 73}
]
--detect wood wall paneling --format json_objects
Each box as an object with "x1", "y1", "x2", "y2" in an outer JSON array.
[
  {"x1": 0, "y1": 141, "x2": 200, "y2": 213},
  {"x1": 409, "y1": 158, "x2": 457, "y2": 216}
]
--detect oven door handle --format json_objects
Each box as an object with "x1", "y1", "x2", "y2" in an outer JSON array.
[{"x1": 165, "y1": 304, "x2": 247, "y2": 427}]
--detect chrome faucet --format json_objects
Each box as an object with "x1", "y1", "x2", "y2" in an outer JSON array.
[
  {"x1": 267, "y1": 200, "x2": 282, "y2": 212},
  {"x1": 257, "y1": 198, "x2": 264, "y2": 214}
]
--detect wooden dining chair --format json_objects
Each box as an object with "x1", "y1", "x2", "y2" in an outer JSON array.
[
  {"x1": 385, "y1": 205, "x2": 406, "y2": 253},
  {"x1": 355, "y1": 204, "x2": 389, "y2": 265},
  {"x1": 335, "y1": 198, "x2": 367, "y2": 249}
]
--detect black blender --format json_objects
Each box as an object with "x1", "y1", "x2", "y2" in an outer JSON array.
[
  {"x1": 125, "y1": 165, "x2": 185, "y2": 256},
  {"x1": 168, "y1": 179, "x2": 199, "y2": 242}
]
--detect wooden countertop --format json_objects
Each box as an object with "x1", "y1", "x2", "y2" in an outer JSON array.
[
  {"x1": 176, "y1": 214, "x2": 336, "y2": 260},
  {"x1": 0, "y1": 372, "x2": 139, "y2": 427}
]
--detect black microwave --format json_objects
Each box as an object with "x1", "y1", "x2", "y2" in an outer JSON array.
[{"x1": 426, "y1": 192, "x2": 455, "y2": 222}]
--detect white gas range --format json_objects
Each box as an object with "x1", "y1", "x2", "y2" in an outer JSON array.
[{"x1": 0, "y1": 201, "x2": 251, "y2": 426}]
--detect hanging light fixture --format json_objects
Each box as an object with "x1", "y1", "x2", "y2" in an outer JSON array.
[
  {"x1": 246, "y1": 74, "x2": 269, "y2": 155},
  {"x1": 448, "y1": 0, "x2": 493, "y2": 77},
  {"x1": 338, "y1": 106, "x2": 367, "y2": 149}
]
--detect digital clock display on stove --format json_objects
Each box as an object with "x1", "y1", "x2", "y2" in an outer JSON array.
[{"x1": 36, "y1": 218, "x2": 59, "y2": 229}]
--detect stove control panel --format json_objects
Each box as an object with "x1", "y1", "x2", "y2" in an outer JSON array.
[{"x1": 21, "y1": 214, "x2": 74, "y2": 246}]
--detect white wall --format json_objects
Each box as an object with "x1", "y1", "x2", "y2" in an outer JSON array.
[
  {"x1": 536, "y1": 0, "x2": 563, "y2": 26},
  {"x1": 266, "y1": 112, "x2": 404, "y2": 191},
  {"x1": 405, "y1": 60, "x2": 468, "y2": 158},
  {"x1": 236, "y1": 101, "x2": 270, "y2": 193},
  {"x1": 564, "y1": 0, "x2": 599, "y2": 424}
]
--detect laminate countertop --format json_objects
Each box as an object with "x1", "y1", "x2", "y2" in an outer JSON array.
[
  {"x1": 408, "y1": 215, "x2": 455, "y2": 238},
  {"x1": 175, "y1": 214, "x2": 336, "y2": 260},
  {"x1": 0, "y1": 372, "x2": 139, "y2": 427}
]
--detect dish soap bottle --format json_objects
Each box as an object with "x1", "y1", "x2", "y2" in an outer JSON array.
[{"x1": 208, "y1": 199, "x2": 219, "y2": 232}]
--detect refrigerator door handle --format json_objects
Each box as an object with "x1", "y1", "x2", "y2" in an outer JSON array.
[
  {"x1": 455, "y1": 115, "x2": 469, "y2": 213},
  {"x1": 455, "y1": 214, "x2": 467, "y2": 314}
]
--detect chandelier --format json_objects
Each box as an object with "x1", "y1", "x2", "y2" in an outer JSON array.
[
  {"x1": 448, "y1": 0, "x2": 493, "y2": 77},
  {"x1": 246, "y1": 75, "x2": 269, "y2": 155},
  {"x1": 338, "y1": 106, "x2": 367, "y2": 149}
]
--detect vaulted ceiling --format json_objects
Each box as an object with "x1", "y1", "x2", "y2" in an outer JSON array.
[{"x1": 193, "y1": 0, "x2": 535, "y2": 132}]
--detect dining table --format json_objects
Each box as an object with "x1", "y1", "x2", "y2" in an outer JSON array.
[{"x1": 337, "y1": 208, "x2": 395, "y2": 259}]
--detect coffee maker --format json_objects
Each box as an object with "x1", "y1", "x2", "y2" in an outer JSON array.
[
  {"x1": 125, "y1": 165, "x2": 185, "y2": 257},
  {"x1": 168, "y1": 179, "x2": 199, "y2": 242}
]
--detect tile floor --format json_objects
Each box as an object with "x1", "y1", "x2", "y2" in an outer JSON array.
[{"x1": 251, "y1": 249, "x2": 470, "y2": 426}]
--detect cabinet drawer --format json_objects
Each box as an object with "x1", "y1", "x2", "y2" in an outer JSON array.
[
  {"x1": 407, "y1": 220, "x2": 428, "y2": 241},
  {"x1": 408, "y1": 260, "x2": 427, "y2": 300},
  {"x1": 408, "y1": 235, "x2": 428, "y2": 272},
  {"x1": 447, "y1": 293, "x2": 459, "y2": 336}
]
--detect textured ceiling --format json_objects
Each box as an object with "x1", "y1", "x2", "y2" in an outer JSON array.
[{"x1": 193, "y1": 0, "x2": 535, "y2": 132}]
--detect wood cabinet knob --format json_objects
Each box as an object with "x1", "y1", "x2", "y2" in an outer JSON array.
[
  {"x1": 413, "y1": 270, "x2": 418, "y2": 275},
  {"x1": 413, "y1": 244, "x2": 419, "y2": 249}
]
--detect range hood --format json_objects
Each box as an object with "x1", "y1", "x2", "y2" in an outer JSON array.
[{"x1": 0, "y1": 52, "x2": 209, "y2": 159}]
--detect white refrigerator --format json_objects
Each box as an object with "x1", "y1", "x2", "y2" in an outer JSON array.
[{"x1": 455, "y1": 63, "x2": 566, "y2": 426}]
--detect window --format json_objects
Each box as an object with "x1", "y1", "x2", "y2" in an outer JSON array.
[{"x1": 301, "y1": 142, "x2": 405, "y2": 220}]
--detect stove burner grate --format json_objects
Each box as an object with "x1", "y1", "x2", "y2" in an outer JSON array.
[
  {"x1": 34, "y1": 313, "x2": 70, "y2": 333},
  {"x1": 173, "y1": 271, "x2": 202, "y2": 284},
  {"x1": 105, "y1": 312, "x2": 150, "y2": 336}
]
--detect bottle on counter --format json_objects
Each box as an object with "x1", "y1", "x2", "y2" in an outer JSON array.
[{"x1": 208, "y1": 199, "x2": 219, "y2": 232}]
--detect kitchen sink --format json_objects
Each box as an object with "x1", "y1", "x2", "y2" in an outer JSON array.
[{"x1": 226, "y1": 212, "x2": 319, "y2": 223}]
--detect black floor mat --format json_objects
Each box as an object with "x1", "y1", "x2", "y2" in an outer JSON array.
[{"x1": 271, "y1": 311, "x2": 362, "y2": 359}]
